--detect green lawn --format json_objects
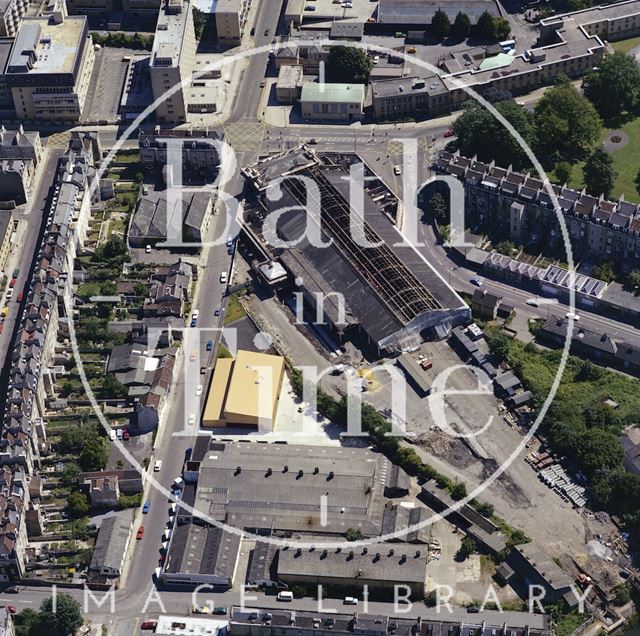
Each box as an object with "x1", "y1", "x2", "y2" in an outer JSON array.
[
  {"x1": 224, "y1": 293, "x2": 247, "y2": 325},
  {"x1": 612, "y1": 35, "x2": 640, "y2": 53},
  {"x1": 550, "y1": 115, "x2": 640, "y2": 202}
]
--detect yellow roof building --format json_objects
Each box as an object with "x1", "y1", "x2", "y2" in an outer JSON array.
[{"x1": 202, "y1": 350, "x2": 285, "y2": 429}]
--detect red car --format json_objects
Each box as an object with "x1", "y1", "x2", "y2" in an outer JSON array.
[
  {"x1": 6, "y1": 606, "x2": 16, "y2": 614},
  {"x1": 122, "y1": 428, "x2": 130, "y2": 440},
  {"x1": 136, "y1": 526, "x2": 144, "y2": 540},
  {"x1": 443, "y1": 129, "x2": 455, "y2": 138},
  {"x1": 141, "y1": 621, "x2": 157, "y2": 631},
  {"x1": 16, "y1": 291, "x2": 22, "y2": 302},
  {"x1": 8, "y1": 279, "x2": 16, "y2": 288}
]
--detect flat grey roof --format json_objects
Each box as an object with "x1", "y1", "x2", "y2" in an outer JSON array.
[
  {"x1": 193, "y1": 441, "x2": 390, "y2": 536},
  {"x1": 164, "y1": 523, "x2": 240, "y2": 580},
  {"x1": 278, "y1": 542, "x2": 427, "y2": 584}
]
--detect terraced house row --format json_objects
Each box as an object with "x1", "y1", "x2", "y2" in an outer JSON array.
[
  {"x1": 434, "y1": 150, "x2": 640, "y2": 265},
  {"x1": 0, "y1": 131, "x2": 100, "y2": 581}
]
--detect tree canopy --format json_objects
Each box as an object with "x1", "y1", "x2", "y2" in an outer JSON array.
[
  {"x1": 476, "y1": 11, "x2": 510, "y2": 40},
  {"x1": 453, "y1": 100, "x2": 535, "y2": 171},
  {"x1": 79, "y1": 437, "x2": 109, "y2": 472},
  {"x1": 451, "y1": 12, "x2": 471, "y2": 39},
  {"x1": 583, "y1": 148, "x2": 616, "y2": 198},
  {"x1": 431, "y1": 9, "x2": 451, "y2": 39},
  {"x1": 534, "y1": 76, "x2": 602, "y2": 163},
  {"x1": 17, "y1": 595, "x2": 84, "y2": 636},
  {"x1": 583, "y1": 51, "x2": 640, "y2": 117},
  {"x1": 326, "y1": 46, "x2": 372, "y2": 84}
]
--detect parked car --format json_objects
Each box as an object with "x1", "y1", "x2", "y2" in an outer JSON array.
[
  {"x1": 154, "y1": 460, "x2": 162, "y2": 472},
  {"x1": 136, "y1": 526, "x2": 145, "y2": 540},
  {"x1": 190, "y1": 319, "x2": 197, "y2": 327},
  {"x1": 187, "y1": 414, "x2": 196, "y2": 427},
  {"x1": 196, "y1": 385, "x2": 203, "y2": 397},
  {"x1": 116, "y1": 428, "x2": 123, "y2": 440},
  {"x1": 277, "y1": 592, "x2": 293, "y2": 602},
  {"x1": 443, "y1": 128, "x2": 455, "y2": 138},
  {"x1": 214, "y1": 308, "x2": 221, "y2": 317},
  {"x1": 145, "y1": 245, "x2": 152, "y2": 253},
  {"x1": 16, "y1": 291, "x2": 22, "y2": 302},
  {"x1": 5, "y1": 289, "x2": 12, "y2": 300},
  {"x1": 9, "y1": 278, "x2": 16, "y2": 288},
  {"x1": 466, "y1": 606, "x2": 479, "y2": 613},
  {"x1": 565, "y1": 312, "x2": 580, "y2": 321},
  {"x1": 192, "y1": 605, "x2": 210, "y2": 615},
  {"x1": 212, "y1": 607, "x2": 228, "y2": 615},
  {"x1": 206, "y1": 340, "x2": 213, "y2": 351},
  {"x1": 141, "y1": 621, "x2": 157, "y2": 631},
  {"x1": 393, "y1": 165, "x2": 402, "y2": 175},
  {"x1": 142, "y1": 501, "x2": 150, "y2": 514},
  {"x1": 122, "y1": 428, "x2": 130, "y2": 440},
  {"x1": 109, "y1": 429, "x2": 117, "y2": 442},
  {"x1": 11, "y1": 268, "x2": 19, "y2": 278},
  {"x1": 470, "y1": 277, "x2": 484, "y2": 286},
  {"x1": 343, "y1": 597, "x2": 358, "y2": 605},
  {"x1": 184, "y1": 447, "x2": 193, "y2": 461},
  {"x1": 264, "y1": 28, "x2": 270, "y2": 36},
  {"x1": 250, "y1": 26, "x2": 255, "y2": 35},
  {"x1": 172, "y1": 477, "x2": 184, "y2": 490},
  {"x1": 6, "y1": 606, "x2": 16, "y2": 614},
  {"x1": 220, "y1": 271, "x2": 228, "y2": 284},
  {"x1": 4, "y1": 587, "x2": 18, "y2": 594}
]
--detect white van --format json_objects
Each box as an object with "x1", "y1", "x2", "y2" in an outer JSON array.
[
  {"x1": 277, "y1": 591, "x2": 293, "y2": 602},
  {"x1": 220, "y1": 271, "x2": 228, "y2": 284},
  {"x1": 343, "y1": 597, "x2": 358, "y2": 605},
  {"x1": 109, "y1": 429, "x2": 117, "y2": 442},
  {"x1": 191, "y1": 309, "x2": 200, "y2": 320},
  {"x1": 154, "y1": 459, "x2": 163, "y2": 472}
]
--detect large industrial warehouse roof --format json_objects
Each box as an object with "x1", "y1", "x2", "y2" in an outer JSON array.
[
  {"x1": 192, "y1": 441, "x2": 391, "y2": 535},
  {"x1": 258, "y1": 158, "x2": 467, "y2": 346}
]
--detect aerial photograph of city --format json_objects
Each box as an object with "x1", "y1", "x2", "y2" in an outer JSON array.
[{"x1": 4, "y1": 0, "x2": 640, "y2": 634}]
